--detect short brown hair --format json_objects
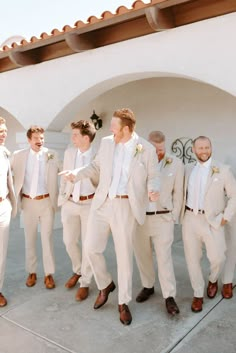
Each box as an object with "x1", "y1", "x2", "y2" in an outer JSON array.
[
  {"x1": 71, "y1": 120, "x2": 96, "y2": 143},
  {"x1": 27, "y1": 126, "x2": 45, "y2": 139},
  {"x1": 0, "y1": 117, "x2": 6, "y2": 125},
  {"x1": 113, "y1": 108, "x2": 136, "y2": 132},
  {"x1": 193, "y1": 136, "x2": 211, "y2": 147},
  {"x1": 149, "y1": 131, "x2": 165, "y2": 143}
]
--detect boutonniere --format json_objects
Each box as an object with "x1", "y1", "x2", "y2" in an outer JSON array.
[
  {"x1": 211, "y1": 166, "x2": 220, "y2": 176},
  {"x1": 134, "y1": 143, "x2": 143, "y2": 157},
  {"x1": 0, "y1": 147, "x2": 11, "y2": 158},
  {"x1": 164, "y1": 157, "x2": 172, "y2": 168},
  {"x1": 47, "y1": 152, "x2": 54, "y2": 161}
]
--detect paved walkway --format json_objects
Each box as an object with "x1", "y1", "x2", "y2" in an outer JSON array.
[{"x1": 0, "y1": 218, "x2": 235, "y2": 353}]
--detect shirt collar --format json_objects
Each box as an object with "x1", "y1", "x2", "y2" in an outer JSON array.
[
  {"x1": 77, "y1": 146, "x2": 92, "y2": 157},
  {"x1": 30, "y1": 148, "x2": 43, "y2": 156},
  {"x1": 197, "y1": 157, "x2": 212, "y2": 169}
]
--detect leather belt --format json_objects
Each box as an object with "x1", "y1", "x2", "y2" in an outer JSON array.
[
  {"x1": 115, "y1": 195, "x2": 129, "y2": 199},
  {"x1": 22, "y1": 193, "x2": 50, "y2": 200},
  {"x1": 146, "y1": 210, "x2": 170, "y2": 215},
  {"x1": 70, "y1": 193, "x2": 95, "y2": 201},
  {"x1": 0, "y1": 197, "x2": 6, "y2": 202},
  {"x1": 185, "y1": 206, "x2": 205, "y2": 214}
]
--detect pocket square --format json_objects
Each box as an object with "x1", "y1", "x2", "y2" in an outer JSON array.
[
  {"x1": 213, "y1": 178, "x2": 219, "y2": 182},
  {"x1": 168, "y1": 173, "x2": 173, "y2": 177}
]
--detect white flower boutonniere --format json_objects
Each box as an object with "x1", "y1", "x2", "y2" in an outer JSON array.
[
  {"x1": 0, "y1": 146, "x2": 11, "y2": 158},
  {"x1": 134, "y1": 143, "x2": 143, "y2": 157},
  {"x1": 164, "y1": 157, "x2": 173, "y2": 168},
  {"x1": 47, "y1": 152, "x2": 54, "y2": 161},
  {"x1": 211, "y1": 166, "x2": 220, "y2": 176}
]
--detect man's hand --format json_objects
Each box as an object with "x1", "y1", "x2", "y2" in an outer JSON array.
[
  {"x1": 221, "y1": 218, "x2": 228, "y2": 226},
  {"x1": 148, "y1": 191, "x2": 159, "y2": 202},
  {"x1": 58, "y1": 170, "x2": 76, "y2": 183}
]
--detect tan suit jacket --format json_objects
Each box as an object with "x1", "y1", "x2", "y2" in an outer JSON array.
[
  {"x1": 73, "y1": 134, "x2": 160, "y2": 225},
  {"x1": 157, "y1": 153, "x2": 184, "y2": 222},
  {"x1": 1, "y1": 148, "x2": 17, "y2": 217},
  {"x1": 181, "y1": 159, "x2": 236, "y2": 229},
  {"x1": 58, "y1": 147, "x2": 98, "y2": 207},
  {"x1": 11, "y1": 147, "x2": 61, "y2": 212}
]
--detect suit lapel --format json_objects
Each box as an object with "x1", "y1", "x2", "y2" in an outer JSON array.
[
  {"x1": 204, "y1": 160, "x2": 218, "y2": 195},
  {"x1": 185, "y1": 163, "x2": 195, "y2": 197},
  {"x1": 128, "y1": 135, "x2": 140, "y2": 180}
]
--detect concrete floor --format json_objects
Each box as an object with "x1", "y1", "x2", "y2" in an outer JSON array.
[{"x1": 0, "y1": 218, "x2": 235, "y2": 353}]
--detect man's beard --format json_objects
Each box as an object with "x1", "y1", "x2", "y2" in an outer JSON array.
[{"x1": 158, "y1": 152, "x2": 165, "y2": 162}]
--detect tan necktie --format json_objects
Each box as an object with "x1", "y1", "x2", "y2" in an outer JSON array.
[
  {"x1": 109, "y1": 144, "x2": 125, "y2": 199},
  {"x1": 72, "y1": 153, "x2": 83, "y2": 202},
  {"x1": 193, "y1": 166, "x2": 201, "y2": 215},
  {"x1": 29, "y1": 153, "x2": 40, "y2": 199}
]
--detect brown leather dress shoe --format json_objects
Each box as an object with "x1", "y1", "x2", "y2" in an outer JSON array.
[
  {"x1": 0, "y1": 293, "x2": 7, "y2": 307},
  {"x1": 118, "y1": 304, "x2": 132, "y2": 325},
  {"x1": 75, "y1": 287, "x2": 89, "y2": 301},
  {"x1": 165, "y1": 297, "x2": 180, "y2": 315},
  {"x1": 26, "y1": 273, "x2": 37, "y2": 287},
  {"x1": 191, "y1": 297, "x2": 203, "y2": 312},
  {"x1": 207, "y1": 281, "x2": 218, "y2": 299},
  {"x1": 222, "y1": 283, "x2": 233, "y2": 299},
  {"x1": 94, "y1": 281, "x2": 116, "y2": 309},
  {"x1": 65, "y1": 273, "x2": 81, "y2": 289},
  {"x1": 44, "y1": 275, "x2": 55, "y2": 289},
  {"x1": 136, "y1": 287, "x2": 154, "y2": 303}
]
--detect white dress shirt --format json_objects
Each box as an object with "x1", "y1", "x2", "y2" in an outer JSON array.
[
  {"x1": 111, "y1": 133, "x2": 137, "y2": 196},
  {"x1": 74, "y1": 147, "x2": 96, "y2": 196},
  {"x1": 0, "y1": 147, "x2": 9, "y2": 198},
  {"x1": 187, "y1": 157, "x2": 212, "y2": 210},
  {"x1": 23, "y1": 149, "x2": 48, "y2": 196}
]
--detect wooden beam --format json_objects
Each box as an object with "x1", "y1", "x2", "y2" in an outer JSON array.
[
  {"x1": 145, "y1": 5, "x2": 175, "y2": 31},
  {"x1": 173, "y1": 0, "x2": 236, "y2": 26},
  {"x1": 9, "y1": 51, "x2": 40, "y2": 67},
  {"x1": 65, "y1": 33, "x2": 95, "y2": 52}
]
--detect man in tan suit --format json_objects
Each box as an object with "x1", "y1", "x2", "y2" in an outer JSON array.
[
  {"x1": 11, "y1": 126, "x2": 61, "y2": 289},
  {"x1": 134, "y1": 131, "x2": 184, "y2": 315},
  {"x1": 181, "y1": 136, "x2": 236, "y2": 312},
  {"x1": 60, "y1": 108, "x2": 160, "y2": 325},
  {"x1": 58, "y1": 120, "x2": 98, "y2": 301},
  {"x1": 221, "y1": 208, "x2": 236, "y2": 299},
  {"x1": 0, "y1": 117, "x2": 17, "y2": 307}
]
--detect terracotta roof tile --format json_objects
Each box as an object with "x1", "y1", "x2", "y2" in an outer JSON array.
[
  {"x1": 74, "y1": 20, "x2": 86, "y2": 28},
  {"x1": 87, "y1": 15, "x2": 101, "y2": 24},
  {"x1": 101, "y1": 11, "x2": 114, "y2": 20},
  {"x1": 1, "y1": 0, "x2": 151, "y2": 51},
  {"x1": 116, "y1": 6, "x2": 130, "y2": 15}
]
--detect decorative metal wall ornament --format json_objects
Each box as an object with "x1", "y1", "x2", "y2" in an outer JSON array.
[
  {"x1": 171, "y1": 137, "x2": 196, "y2": 164},
  {"x1": 90, "y1": 110, "x2": 103, "y2": 130}
]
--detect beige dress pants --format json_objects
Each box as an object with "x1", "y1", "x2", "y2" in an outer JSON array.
[
  {"x1": 61, "y1": 198, "x2": 92, "y2": 287},
  {"x1": 22, "y1": 197, "x2": 55, "y2": 275},
  {"x1": 222, "y1": 214, "x2": 236, "y2": 284},
  {"x1": 134, "y1": 213, "x2": 176, "y2": 299},
  {"x1": 85, "y1": 197, "x2": 137, "y2": 305},
  {"x1": 0, "y1": 199, "x2": 12, "y2": 291},
  {"x1": 182, "y1": 210, "x2": 226, "y2": 298}
]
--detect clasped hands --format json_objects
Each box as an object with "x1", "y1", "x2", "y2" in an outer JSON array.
[{"x1": 148, "y1": 191, "x2": 159, "y2": 202}]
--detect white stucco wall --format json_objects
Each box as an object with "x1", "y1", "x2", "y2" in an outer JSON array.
[
  {"x1": 71, "y1": 77, "x2": 236, "y2": 167},
  {"x1": 0, "y1": 12, "x2": 236, "y2": 132}
]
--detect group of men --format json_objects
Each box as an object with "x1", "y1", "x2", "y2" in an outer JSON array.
[{"x1": 0, "y1": 109, "x2": 236, "y2": 327}]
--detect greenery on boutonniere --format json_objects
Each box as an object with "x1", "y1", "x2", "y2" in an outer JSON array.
[
  {"x1": 164, "y1": 157, "x2": 173, "y2": 168},
  {"x1": 134, "y1": 143, "x2": 143, "y2": 157},
  {"x1": 47, "y1": 152, "x2": 54, "y2": 161},
  {"x1": 211, "y1": 166, "x2": 220, "y2": 176},
  {"x1": 0, "y1": 147, "x2": 11, "y2": 158}
]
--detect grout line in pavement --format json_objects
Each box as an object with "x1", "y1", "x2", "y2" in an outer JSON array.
[
  {"x1": 1, "y1": 315, "x2": 78, "y2": 353},
  {"x1": 162, "y1": 286, "x2": 236, "y2": 353}
]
